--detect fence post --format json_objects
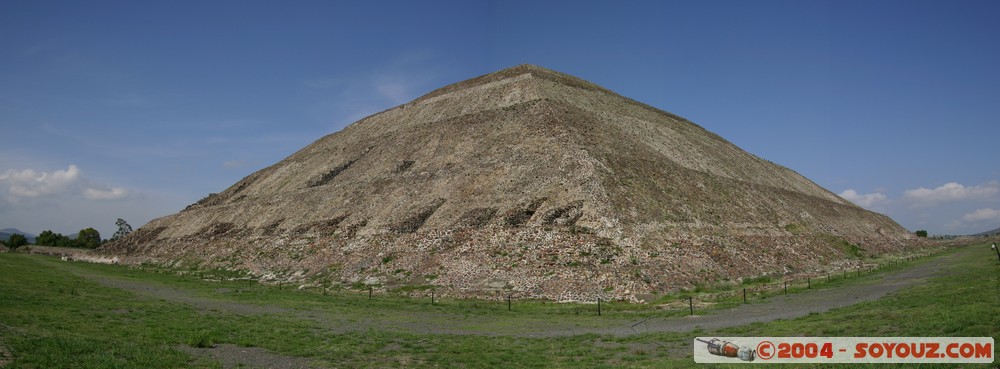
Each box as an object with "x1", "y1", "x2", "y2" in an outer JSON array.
[
  {"x1": 784, "y1": 282, "x2": 787, "y2": 295},
  {"x1": 808, "y1": 278, "x2": 811, "y2": 289},
  {"x1": 508, "y1": 294, "x2": 512, "y2": 311},
  {"x1": 431, "y1": 289, "x2": 435, "y2": 305},
  {"x1": 369, "y1": 286, "x2": 372, "y2": 300},
  {"x1": 598, "y1": 298, "x2": 602, "y2": 316},
  {"x1": 689, "y1": 296, "x2": 694, "y2": 315},
  {"x1": 743, "y1": 288, "x2": 747, "y2": 304}
]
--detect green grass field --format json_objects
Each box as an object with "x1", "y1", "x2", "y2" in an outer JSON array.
[{"x1": 0, "y1": 242, "x2": 996, "y2": 368}]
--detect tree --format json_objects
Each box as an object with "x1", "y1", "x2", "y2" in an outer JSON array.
[
  {"x1": 76, "y1": 228, "x2": 101, "y2": 249},
  {"x1": 55, "y1": 236, "x2": 75, "y2": 248},
  {"x1": 915, "y1": 230, "x2": 928, "y2": 238},
  {"x1": 110, "y1": 218, "x2": 133, "y2": 241},
  {"x1": 36, "y1": 230, "x2": 62, "y2": 246},
  {"x1": 7, "y1": 233, "x2": 28, "y2": 249},
  {"x1": 37, "y1": 230, "x2": 74, "y2": 247}
]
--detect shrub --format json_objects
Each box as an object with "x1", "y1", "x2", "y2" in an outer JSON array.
[{"x1": 742, "y1": 274, "x2": 773, "y2": 285}]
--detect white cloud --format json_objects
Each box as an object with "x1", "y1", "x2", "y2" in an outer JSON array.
[
  {"x1": 373, "y1": 79, "x2": 412, "y2": 105},
  {"x1": 839, "y1": 189, "x2": 888, "y2": 208},
  {"x1": 222, "y1": 160, "x2": 247, "y2": 169},
  {"x1": 83, "y1": 187, "x2": 129, "y2": 200},
  {"x1": 0, "y1": 164, "x2": 131, "y2": 202},
  {"x1": 0, "y1": 164, "x2": 81, "y2": 198},
  {"x1": 305, "y1": 52, "x2": 443, "y2": 129},
  {"x1": 902, "y1": 181, "x2": 999, "y2": 207},
  {"x1": 962, "y1": 208, "x2": 1000, "y2": 223}
]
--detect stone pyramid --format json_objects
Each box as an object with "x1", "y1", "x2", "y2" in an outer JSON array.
[{"x1": 103, "y1": 65, "x2": 918, "y2": 301}]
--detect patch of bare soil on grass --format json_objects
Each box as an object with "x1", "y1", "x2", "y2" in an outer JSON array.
[
  {"x1": 176, "y1": 344, "x2": 318, "y2": 369},
  {"x1": 93, "y1": 277, "x2": 290, "y2": 316}
]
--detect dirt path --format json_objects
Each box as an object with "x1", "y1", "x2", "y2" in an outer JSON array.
[{"x1": 38, "y1": 246, "x2": 970, "y2": 338}]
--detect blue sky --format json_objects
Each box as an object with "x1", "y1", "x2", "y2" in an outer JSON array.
[{"x1": 1, "y1": 0, "x2": 998, "y2": 237}]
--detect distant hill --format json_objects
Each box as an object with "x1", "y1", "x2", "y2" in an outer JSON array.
[
  {"x1": 0, "y1": 228, "x2": 37, "y2": 243},
  {"x1": 972, "y1": 226, "x2": 1000, "y2": 237}
]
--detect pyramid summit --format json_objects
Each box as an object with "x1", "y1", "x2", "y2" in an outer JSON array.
[{"x1": 103, "y1": 65, "x2": 919, "y2": 301}]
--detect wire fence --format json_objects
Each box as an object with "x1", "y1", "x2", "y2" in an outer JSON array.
[{"x1": 123, "y1": 254, "x2": 930, "y2": 318}]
